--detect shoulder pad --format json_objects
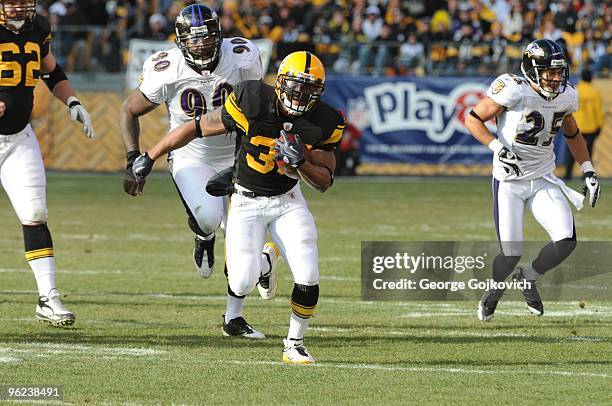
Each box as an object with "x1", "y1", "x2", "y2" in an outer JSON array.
[
  {"x1": 34, "y1": 14, "x2": 51, "y2": 37},
  {"x1": 233, "y1": 80, "x2": 270, "y2": 118},
  {"x1": 310, "y1": 101, "x2": 346, "y2": 149},
  {"x1": 142, "y1": 48, "x2": 180, "y2": 73},
  {"x1": 487, "y1": 73, "x2": 523, "y2": 109},
  {"x1": 221, "y1": 38, "x2": 261, "y2": 68}
]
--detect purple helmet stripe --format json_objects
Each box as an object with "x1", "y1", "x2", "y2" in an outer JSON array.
[{"x1": 198, "y1": 4, "x2": 203, "y2": 24}]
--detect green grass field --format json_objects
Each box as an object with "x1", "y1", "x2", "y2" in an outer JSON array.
[{"x1": 1, "y1": 173, "x2": 610, "y2": 404}]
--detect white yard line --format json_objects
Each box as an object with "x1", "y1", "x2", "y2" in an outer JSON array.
[
  {"x1": 1, "y1": 289, "x2": 611, "y2": 316},
  {"x1": 308, "y1": 326, "x2": 532, "y2": 338},
  {"x1": 0, "y1": 343, "x2": 164, "y2": 357},
  {"x1": 222, "y1": 360, "x2": 611, "y2": 379},
  {"x1": 0, "y1": 356, "x2": 22, "y2": 363}
]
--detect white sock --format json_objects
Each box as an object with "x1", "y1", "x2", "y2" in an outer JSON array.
[
  {"x1": 225, "y1": 294, "x2": 245, "y2": 323},
  {"x1": 287, "y1": 313, "x2": 310, "y2": 345},
  {"x1": 522, "y1": 265, "x2": 541, "y2": 281},
  {"x1": 29, "y1": 257, "x2": 56, "y2": 297}
]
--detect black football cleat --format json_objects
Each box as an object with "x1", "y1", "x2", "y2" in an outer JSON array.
[
  {"x1": 513, "y1": 267, "x2": 544, "y2": 316},
  {"x1": 222, "y1": 316, "x2": 265, "y2": 339},
  {"x1": 477, "y1": 288, "x2": 505, "y2": 321}
]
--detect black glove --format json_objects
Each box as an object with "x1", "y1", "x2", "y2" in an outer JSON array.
[
  {"x1": 206, "y1": 167, "x2": 235, "y2": 197},
  {"x1": 274, "y1": 130, "x2": 305, "y2": 169},
  {"x1": 123, "y1": 150, "x2": 145, "y2": 196},
  {"x1": 132, "y1": 152, "x2": 155, "y2": 182}
]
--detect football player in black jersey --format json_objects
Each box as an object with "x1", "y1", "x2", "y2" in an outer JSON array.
[
  {"x1": 133, "y1": 51, "x2": 345, "y2": 364},
  {"x1": 0, "y1": 0, "x2": 95, "y2": 326}
]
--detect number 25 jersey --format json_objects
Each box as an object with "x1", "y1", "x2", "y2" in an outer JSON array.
[
  {"x1": 139, "y1": 38, "x2": 263, "y2": 165},
  {"x1": 0, "y1": 15, "x2": 50, "y2": 134},
  {"x1": 487, "y1": 73, "x2": 578, "y2": 181}
]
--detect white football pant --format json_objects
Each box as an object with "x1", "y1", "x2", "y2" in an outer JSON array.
[
  {"x1": 225, "y1": 183, "x2": 319, "y2": 296},
  {"x1": 0, "y1": 124, "x2": 48, "y2": 225},
  {"x1": 493, "y1": 177, "x2": 575, "y2": 256},
  {"x1": 170, "y1": 153, "x2": 234, "y2": 237}
]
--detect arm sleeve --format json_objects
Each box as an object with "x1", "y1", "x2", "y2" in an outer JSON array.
[{"x1": 486, "y1": 74, "x2": 522, "y2": 109}]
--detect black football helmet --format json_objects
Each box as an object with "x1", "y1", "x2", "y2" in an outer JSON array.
[
  {"x1": 0, "y1": 0, "x2": 36, "y2": 31},
  {"x1": 521, "y1": 39, "x2": 569, "y2": 99},
  {"x1": 175, "y1": 4, "x2": 222, "y2": 72}
]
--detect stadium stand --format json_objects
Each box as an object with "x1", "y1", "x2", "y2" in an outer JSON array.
[{"x1": 37, "y1": 0, "x2": 610, "y2": 76}]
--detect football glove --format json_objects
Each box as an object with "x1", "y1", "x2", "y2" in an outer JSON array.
[
  {"x1": 123, "y1": 150, "x2": 145, "y2": 196},
  {"x1": 274, "y1": 130, "x2": 305, "y2": 169},
  {"x1": 582, "y1": 162, "x2": 600, "y2": 208},
  {"x1": 490, "y1": 139, "x2": 522, "y2": 177},
  {"x1": 132, "y1": 152, "x2": 155, "y2": 182},
  {"x1": 67, "y1": 96, "x2": 95, "y2": 139}
]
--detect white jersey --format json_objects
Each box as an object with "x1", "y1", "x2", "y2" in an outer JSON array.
[
  {"x1": 487, "y1": 73, "x2": 578, "y2": 181},
  {"x1": 139, "y1": 38, "x2": 263, "y2": 165}
]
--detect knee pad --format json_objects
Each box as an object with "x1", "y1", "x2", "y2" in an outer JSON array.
[
  {"x1": 227, "y1": 266, "x2": 257, "y2": 297},
  {"x1": 228, "y1": 280, "x2": 255, "y2": 298},
  {"x1": 187, "y1": 210, "x2": 221, "y2": 237},
  {"x1": 21, "y1": 205, "x2": 48, "y2": 225},
  {"x1": 291, "y1": 284, "x2": 319, "y2": 319}
]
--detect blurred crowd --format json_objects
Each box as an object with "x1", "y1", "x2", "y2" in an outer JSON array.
[{"x1": 37, "y1": 0, "x2": 611, "y2": 76}]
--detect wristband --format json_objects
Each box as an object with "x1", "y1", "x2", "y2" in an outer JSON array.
[
  {"x1": 488, "y1": 139, "x2": 504, "y2": 154},
  {"x1": 194, "y1": 115, "x2": 202, "y2": 138},
  {"x1": 66, "y1": 96, "x2": 81, "y2": 108},
  {"x1": 581, "y1": 161, "x2": 595, "y2": 174}
]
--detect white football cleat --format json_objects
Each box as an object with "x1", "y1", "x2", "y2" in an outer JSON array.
[
  {"x1": 194, "y1": 235, "x2": 215, "y2": 278},
  {"x1": 36, "y1": 289, "x2": 75, "y2": 327},
  {"x1": 282, "y1": 338, "x2": 315, "y2": 365},
  {"x1": 258, "y1": 242, "x2": 279, "y2": 300}
]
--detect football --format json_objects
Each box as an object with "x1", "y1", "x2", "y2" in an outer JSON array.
[{"x1": 275, "y1": 132, "x2": 303, "y2": 179}]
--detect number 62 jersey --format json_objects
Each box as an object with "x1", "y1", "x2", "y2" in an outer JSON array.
[
  {"x1": 139, "y1": 38, "x2": 263, "y2": 166},
  {"x1": 487, "y1": 73, "x2": 578, "y2": 181}
]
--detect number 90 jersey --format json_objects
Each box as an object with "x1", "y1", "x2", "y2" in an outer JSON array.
[
  {"x1": 139, "y1": 38, "x2": 263, "y2": 166},
  {"x1": 487, "y1": 73, "x2": 578, "y2": 181}
]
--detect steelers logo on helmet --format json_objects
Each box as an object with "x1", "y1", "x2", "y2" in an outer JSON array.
[
  {"x1": 175, "y1": 4, "x2": 222, "y2": 72},
  {"x1": 0, "y1": 0, "x2": 36, "y2": 31},
  {"x1": 275, "y1": 51, "x2": 325, "y2": 117},
  {"x1": 521, "y1": 39, "x2": 569, "y2": 100}
]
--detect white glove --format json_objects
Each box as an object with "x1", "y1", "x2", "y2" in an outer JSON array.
[
  {"x1": 581, "y1": 161, "x2": 600, "y2": 208},
  {"x1": 489, "y1": 139, "x2": 522, "y2": 177},
  {"x1": 67, "y1": 96, "x2": 95, "y2": 139}
]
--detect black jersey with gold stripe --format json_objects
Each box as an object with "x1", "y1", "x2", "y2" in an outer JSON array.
[
  {"x1": 221, "y1": 80, "x2": 345, "y2": 195},
  {"x1": 0, "y1": 15, "x2": 51, "y2": 134}
]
